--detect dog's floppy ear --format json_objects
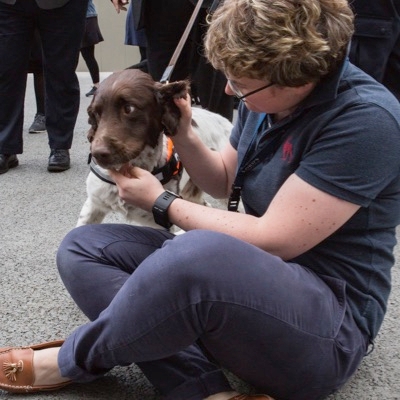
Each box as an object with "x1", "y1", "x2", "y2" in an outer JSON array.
[
  {"x1": 155, "y1": 80, "x2": 191, "y2": 136},
  {"x1": 87, "y1": 97, "x2": 97, "y2": 143},
  {"x1": 87, "y1": 97, "x2": 98, "y2": 127}
]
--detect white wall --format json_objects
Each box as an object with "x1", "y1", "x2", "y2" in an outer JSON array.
[{"x1": 76, "y1": 0, "x2": 141, "y2": 73}]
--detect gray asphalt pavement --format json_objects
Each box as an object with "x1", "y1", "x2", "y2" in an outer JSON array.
[{"x1": 0, "y1": 72, "x2": 399, "y2": 399}]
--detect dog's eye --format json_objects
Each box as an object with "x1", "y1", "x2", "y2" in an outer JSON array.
[{"x1": 123, "y1": 104, "x2": 135, "y2": 115}]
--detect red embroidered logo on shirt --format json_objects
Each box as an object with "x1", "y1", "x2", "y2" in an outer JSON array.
[{"x1": 282, "y1": 136, "x2": 293, "y2": 161}]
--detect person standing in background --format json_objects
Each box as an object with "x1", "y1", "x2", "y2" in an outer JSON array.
[
  {"x1": 111, "y1": 0, "x2": 234, "y2": 121},
  {"x1": 0, "y1": 0, "x2": 88, "y2": 175},
  {"x1": 81, "y1": 0, "x2": 104, "y2": 97},
  {"x1": 349, "y1": 0, "x2": 400, "y2": 100},
  {"x1": 124, "y1": 0, "x2": 147, "y2": 66}
]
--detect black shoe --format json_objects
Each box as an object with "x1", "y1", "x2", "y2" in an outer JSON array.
[
  {"x1": 85, "y1": 86, "x2": 97, "y2": 97},
  {"x1": 0, "y1": 154, "x2": 19, "y2": 174},
  {"x1": 48, "y1": 149, "x2": 70, "y2": 172},
  {"x1": 29, "y1": 113, "x2": 46, "y2": 133}
]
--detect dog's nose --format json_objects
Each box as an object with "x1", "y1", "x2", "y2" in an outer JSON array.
[{"x1": 91, "y1": 147, "x2": 112, "y2": 166}]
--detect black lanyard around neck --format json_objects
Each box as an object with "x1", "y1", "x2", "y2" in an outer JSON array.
[{"x1": 228, "y1": 113, "x2": 284, "y2": 212}]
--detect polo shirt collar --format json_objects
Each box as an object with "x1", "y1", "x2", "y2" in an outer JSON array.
[{"x1": 297, "y1": 58, "x2": 350, "y2": 111}]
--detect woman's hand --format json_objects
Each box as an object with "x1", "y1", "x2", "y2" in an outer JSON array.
[
  {"x1": 173, "y1": 94, "x2": 193, "y2": 140},
  {"x1": 108, "y1": 165, "x2": 165, "y2": 212}
]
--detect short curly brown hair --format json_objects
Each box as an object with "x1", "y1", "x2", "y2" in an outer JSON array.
[{"x1": 205, "y1": 0, "x2": 354, "y2": 86}]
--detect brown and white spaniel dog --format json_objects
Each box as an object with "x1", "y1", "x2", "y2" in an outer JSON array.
[{"x1": 77, "y1": 69, "x2": 233, "y2": 230}]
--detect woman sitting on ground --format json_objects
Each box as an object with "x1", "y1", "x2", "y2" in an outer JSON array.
[{"x1": 1, "y1": 0, "x2": 400, "y2": 399}]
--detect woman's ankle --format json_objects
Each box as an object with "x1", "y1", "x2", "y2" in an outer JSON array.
[{"x1": 33, "y1": 347, "x2": 69, "y2": 386}]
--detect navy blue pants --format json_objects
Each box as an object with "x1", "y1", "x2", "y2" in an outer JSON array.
[
  {"x1": 56, "y1": 224, "x2": 368, "y2": 400},
  {"x1": 0, "y1": 0, "x2": 88, "y2": 154}
]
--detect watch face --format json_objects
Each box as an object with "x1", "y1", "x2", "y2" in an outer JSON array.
[{"x1": 152, "y1": 191, "x2": 180, "y2": 229}]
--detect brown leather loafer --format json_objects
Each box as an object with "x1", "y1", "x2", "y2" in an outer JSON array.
[
  {"x1": 229, "y1": 395, "x2": 275, "y2": 400},
  {"x1": 0, "y1": 340, "x2": 71, "y2": 393}
]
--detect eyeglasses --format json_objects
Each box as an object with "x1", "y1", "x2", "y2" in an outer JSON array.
[{"x1": 227, "y1": 79, "x2": 274, "y2": 100}]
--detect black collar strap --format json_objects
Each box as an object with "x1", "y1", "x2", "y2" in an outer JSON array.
[{"x1": 88, "y1": 154, "x2": 116, "y2": 185}]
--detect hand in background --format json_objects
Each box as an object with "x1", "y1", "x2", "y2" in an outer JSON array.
[{"x1": 110, "y1": 0, "x2": 129, "y2": 13}]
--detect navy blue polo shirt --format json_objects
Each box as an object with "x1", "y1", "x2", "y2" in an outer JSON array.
[{"x1": 230, "y1": 60, "x2": 400, "y2": 339}]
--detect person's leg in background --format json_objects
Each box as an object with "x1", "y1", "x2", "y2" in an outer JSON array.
[
  {"x1": 28, "y1": 29, "x2": 46, "y2": 134},
  {"x1": 124, "y1": 1, "x2": 148, "y2": 71},
  {"x1": 143, "y1": 1, "x2": 234, "y2": 121},
  {"x1": 386, "y1": 0, "x2": 400, "y2": 101},
  {"x1": 143, "y1": 0, "x2": 195, "y2": 82},
  {"x1": 349, "y1": 0, "x2": 400, "y2": 101},
  {"x1": 190, "y1": 8, "x2": 234, "y2": 121},
  {"x1": 0, "y1": 1, "x2": 34, "y2": 174},
  {"x1": 80, "y1": 13, "x2": 104, "y2": 97},
  {"x1": 382, "y1": 30, "x2": 400, "y2": 101},
  {"x1": 37, "y1": 0, "x2": 88, "y2": 172},
  {"x1": 81, "y1": 45, "x2": 100, "y2": 97}
]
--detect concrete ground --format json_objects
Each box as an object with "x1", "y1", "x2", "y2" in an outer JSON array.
[{"x1": 0, "y1": 72, "x2": 399, "y2": 399}]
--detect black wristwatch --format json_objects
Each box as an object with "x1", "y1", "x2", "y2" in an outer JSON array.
[{"x1": 152, "y1": 190, "x2": 182, "y2": 229}]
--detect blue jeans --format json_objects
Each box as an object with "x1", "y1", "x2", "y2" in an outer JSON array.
[
  {"x1": 56, "y1": 224, "x2": 368, "y2": 400},
  {"x1": 0, "y1": 0, "x2": 88, "y2": 154}
]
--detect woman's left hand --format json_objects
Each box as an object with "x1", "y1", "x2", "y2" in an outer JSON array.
[{"x1": 108, "y1": 165, "x2": 165, "y2": 212}]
